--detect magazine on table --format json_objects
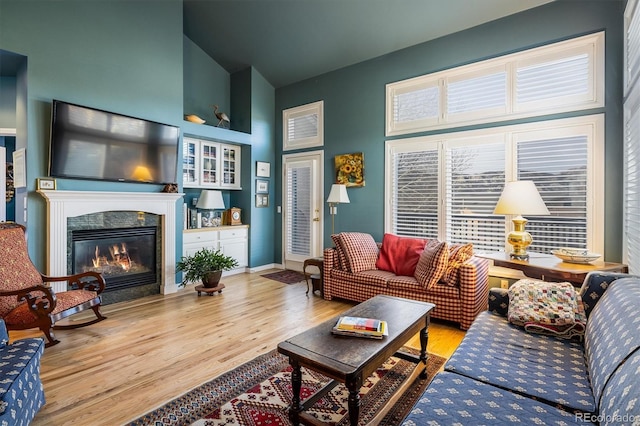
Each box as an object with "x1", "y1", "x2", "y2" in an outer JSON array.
[{"x1": 331, "y1": 316, "x2": 388, "y2": 339}]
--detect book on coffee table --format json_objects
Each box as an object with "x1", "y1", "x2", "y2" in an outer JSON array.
[{"x1": 332, "y1": 316, "x2": 388, "y2": 339}]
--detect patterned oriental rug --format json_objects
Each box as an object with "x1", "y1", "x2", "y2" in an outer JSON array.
[
  {"x1": 131, "y1": 347, "x2": 445, "y2": 426},
  {"x1": 261, "y1": 270, "x2": 307, "y2": 284}
]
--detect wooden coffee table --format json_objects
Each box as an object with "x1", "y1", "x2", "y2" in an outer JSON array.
[{"x1": 277, "y1": 295, "x2": 435, "y2": 426}]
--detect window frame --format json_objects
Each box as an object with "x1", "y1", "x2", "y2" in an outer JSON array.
[
  {"x1": 386, "y1": 32, "x2": 604, "y2": 137},
  {"x1": 282, "y1": 100, "x2": 324, "y2": 151},
  {"x1": 384, "y1": 114, "x2": 605, "y2": 254}
]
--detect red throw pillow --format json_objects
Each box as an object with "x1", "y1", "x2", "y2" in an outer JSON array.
[{"x1": 375, "y1": 233, "x2": 428, "y2": 276}]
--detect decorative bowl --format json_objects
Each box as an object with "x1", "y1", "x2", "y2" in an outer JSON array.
[{"x1": 551, "y1": 248, "x2": 601, "y2": 264}]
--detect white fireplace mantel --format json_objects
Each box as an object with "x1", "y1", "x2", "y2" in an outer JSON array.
[{"x1": 38, "y1": 190, "x2": 183, "y2": 294}]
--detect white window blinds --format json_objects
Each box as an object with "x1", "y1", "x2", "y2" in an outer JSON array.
[
  {"x1": 286, "y1": 165, "x2": 312, "y2": 256},
  {"x1": 625, "y1": 0, "x2": 640, "y2": 273},
  {"x1": 516, "y1": 136, "x2": 589, "y2": 254},
  {"x1": 283, "y1": 101, "x2": 324, "y2": 151},
  {"x1": 391, "y1": 146, "x2": 439, "y2": 238},
  {"x1": 385, "y1": 115, "x2": 604, "y2": 254},
  {"x1": 386, "y1": 32, "x2": 603, "y2": 136},
  {"x1": 445, "y1": 142, "x2": 505, "y2": 252}
]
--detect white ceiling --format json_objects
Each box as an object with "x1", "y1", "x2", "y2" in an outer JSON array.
[{"x1": 183, "y1": 0, "x2": 553, "y2": 88}]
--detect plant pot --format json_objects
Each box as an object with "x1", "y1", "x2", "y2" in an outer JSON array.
[{"x1": 202, "y1": 270, "x2": 223, "y2": 288}]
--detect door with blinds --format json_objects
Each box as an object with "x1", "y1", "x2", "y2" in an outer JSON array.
[{"x1": 283, "y1": 151, "x2": 323, "y2": 271}]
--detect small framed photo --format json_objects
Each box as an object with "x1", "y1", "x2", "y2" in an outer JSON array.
[
  {"x1": 37, "y1": 177, "x2": 56, "y2": 190},
  {"x1": 255, "y1": 194, "x2": 269, "y2": 208},
  {"x1": 256, "y1": 179, "x2": 269, "y2": 194},
  {"x1": 256, "y1": 161, "x2": 271, "y2": 178}
]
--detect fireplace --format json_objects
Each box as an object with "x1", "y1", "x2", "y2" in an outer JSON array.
[
  {"x1": 38, "y1": 190, "x2": 183, "y2": 298},
  {"x1": 71, "y1": 226, "x2": 157, "y2": 292}
]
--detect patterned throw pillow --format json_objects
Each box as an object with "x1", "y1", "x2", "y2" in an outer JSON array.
[
  {"x1": 375, "y1": 233, "x2": 428, "y2": 276},
  {"x1": 441, "y1": 243, "x2": 474, "y2": 286},
  {"x1": 330, "y1": 234, "x2": 349, "y2": 271},
  {"x1": 334, "y1": 232, "x2": 379, "y2": 273},
  {"x1": 414, "y1": 240, "x2": 449, "y2": 290}
]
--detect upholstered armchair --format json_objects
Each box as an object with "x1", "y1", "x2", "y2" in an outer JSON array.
[{"x1": 0, "y1": 223, "x2": 107, "y2": 347}]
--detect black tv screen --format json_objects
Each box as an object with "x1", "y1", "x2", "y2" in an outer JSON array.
[{"x1": 49, "y1": 100, "x2": 180, "y2": 185}]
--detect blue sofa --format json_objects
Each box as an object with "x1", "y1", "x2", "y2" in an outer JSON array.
[
  {"x1": 402, "y1": 272, "x2": 640, "y2": 425},
  {"x1": 0, "y1": 319, "x2": 45, "y2": 425}
]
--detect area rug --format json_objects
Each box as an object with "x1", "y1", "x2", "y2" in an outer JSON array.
[
  {"x1": 130, "y1": 347, "x2": 445, "y2": 426},
  {"x1": 261, "y1": 270, "x2": 307, "y2": 284}
]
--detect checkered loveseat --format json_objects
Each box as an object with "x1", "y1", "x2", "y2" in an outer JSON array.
[
  {"x1": 0, "y1": 319, "x2": 45, "y2": 425},
  {"x1": 323, "y1": 232, "x2": 489, "y2": 330},
  {"x1": 402, "y1": 272, "x2": 640, "y2": 425}
]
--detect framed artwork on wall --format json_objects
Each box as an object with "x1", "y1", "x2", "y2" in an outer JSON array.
[
  {"x1": 256, "y1": 161, "x2": 271, "y2": 177},
  {"x1": 256, "y1": 179, "x2": 269, "y2": 194},
  {"x1": 255, "y1": 194, "x2": 269, "y2": 208},
  {"x1": 335, "y1": 152, "x2": 364, "y2": 187},
  {"x1": 36, "y1": 178, "x2": 57, "y2": 190}
]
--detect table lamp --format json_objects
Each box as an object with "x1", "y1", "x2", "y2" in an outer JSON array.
[
  {"x1": 196, "y1": 190, "x2": 225, "y2": 227},
  {"x1": 326, "y1": 184, "x2": 350, "y2": 235},
  {"x1": 493, "y1": 180, "x2": 549, "y2": 260}
]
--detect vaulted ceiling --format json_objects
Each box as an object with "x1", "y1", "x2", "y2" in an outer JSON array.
[{"x1": 183, "y1": 0, "x2": 552, "y2": 88}]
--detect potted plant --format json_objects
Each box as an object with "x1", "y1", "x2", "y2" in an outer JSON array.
[{"x1": 176, "y1": 248, "x2": 239, "y2": 288}]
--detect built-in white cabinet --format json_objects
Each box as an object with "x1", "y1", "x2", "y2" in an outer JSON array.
[
  {"x1": 183, "y1": 137, "x2": 241, "y2": 189},
  {"x1": 182, "y1": 226, "x2": 248, "y2": 276}
]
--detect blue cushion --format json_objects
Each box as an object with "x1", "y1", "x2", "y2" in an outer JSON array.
[
  {"x1": 401, "y1": 371, "x2": 585, "y2": 426},
  {"x1": 579, "y1": 272, "x2": 634, "y2": 318},
  {"x1": 445, "y1": 311, "x2": 595, "y2": 413},
  {"x1": 0, "y1": 337, "x2": 46, "y2": 425},
  {"x1": 598, "y1": 349, "x2": 640, "y2": 424},
  {"x1": 584, "y1": 278, "x2": 640, "y2": 408}
]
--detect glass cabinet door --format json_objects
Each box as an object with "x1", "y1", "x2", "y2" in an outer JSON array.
[
  {"x1": 182, "y1": 138, "x2": 199, "y2": 187},
  {"x1": 200, "y1": 142, "x2": 219, "y2": 186},
  {"x1": 221, "y1": 145, "x2": 240, "y2": 188}
]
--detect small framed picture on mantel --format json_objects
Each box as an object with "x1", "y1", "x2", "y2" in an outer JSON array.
[{"x1": 37, "y1": 178, "x2": 57, "y2": 190}]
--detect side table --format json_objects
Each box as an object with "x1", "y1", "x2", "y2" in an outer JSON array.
[
  {"x1": 477, "y1": 252, "x2": 628, "y2": 287},
  {"x1": 303, "y1": 257, "x2": 324, "y2": 296}
]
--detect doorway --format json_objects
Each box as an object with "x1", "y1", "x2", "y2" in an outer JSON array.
[{"x1": 282, "y1": 150, "x2": 324, "y2": 271}]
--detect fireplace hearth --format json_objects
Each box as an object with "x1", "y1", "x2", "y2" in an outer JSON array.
[{"x1": 72, "y1": 226, "x2": 157, "y2": 292}]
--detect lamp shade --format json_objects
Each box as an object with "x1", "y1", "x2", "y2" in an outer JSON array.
[
  {"x1": 196, "y1": 190, "x2": 225, "y2": 210},
  {"x1": 494, "y1": 181, "x2": 549, "y2": 215},
  {"x1": 326, "y1": 184, "x2": 350, "y2": 204},
  {"x1": 131, "y1": 165, "x2": 153, "y2": 182}
]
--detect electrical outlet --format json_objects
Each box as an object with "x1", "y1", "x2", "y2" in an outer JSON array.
[{"x1": 500, "y1": 279, "x2": 509, "y2": 289}]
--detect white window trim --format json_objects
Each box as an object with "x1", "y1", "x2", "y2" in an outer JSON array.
[
  {"x1": 386, "y1": 32, "x2": 604, "y2": 137},
  {"x1": 283, "y1": 100, "x2": 324, "y2": 151},
  {"x1": 384, "y1": 114, "x2": 605, "y2": 254}
]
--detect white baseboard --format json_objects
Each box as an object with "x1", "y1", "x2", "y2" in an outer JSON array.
[{"x1": 247, "y1": 263, "x2": 284, "y2": 273}]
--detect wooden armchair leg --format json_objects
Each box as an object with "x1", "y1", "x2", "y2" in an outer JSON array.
[{"x1": 41, "y1": 325, "x2": 60, "y2": 347}]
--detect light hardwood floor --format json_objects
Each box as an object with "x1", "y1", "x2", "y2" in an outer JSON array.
[{"x1": 10, "y1": 270, "x2": 466, "y2": 425}]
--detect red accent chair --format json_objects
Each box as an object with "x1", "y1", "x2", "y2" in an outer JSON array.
[{"x1": 0, "y1": 223, "x2": 106, "y2": 347}]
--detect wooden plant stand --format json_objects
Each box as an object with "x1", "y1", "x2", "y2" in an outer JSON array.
[{"x1": 194, "y1": 283, "x2": 225, "y2": 296}]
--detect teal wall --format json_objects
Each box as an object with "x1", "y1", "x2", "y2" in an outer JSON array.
[
  {"x1": 0, "y1": 76, "x2": 17, "y2": 127},
  {"x1": 274, "y1": 0, "x2": 625, "y2": 262},
  {"x1": 0, "y1": 0, "x2": 184, "y2": 269},
  {"x1": 248, "y1": 69, "x2": 276, "y2": 267},
  {"x1": 183, "y1": 35, "x2": 230, "y2": 126}
]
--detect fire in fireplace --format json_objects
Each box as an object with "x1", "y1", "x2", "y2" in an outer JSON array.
[{"x1": 72, "y1": 226, "x2": 157, "y2": 292}]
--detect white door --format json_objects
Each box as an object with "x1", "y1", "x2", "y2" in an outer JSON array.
[{"x1": 282, "y1": 151, "x2": 323, "y2": 271}]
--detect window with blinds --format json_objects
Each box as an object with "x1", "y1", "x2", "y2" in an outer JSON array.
[
  {"x1": 386, "y1": 32, "x2": 604, "y2": 136},
  {"x1": 385, "y1": 115, "x2": 604, "y2": 254},
  {"x1": 624, "y1": 0, "x2": 640, "y2": 273},
  {"x1": 283, "y1": 101, "x2": 324, "y2": 151},
  {"x1": 286, "y1": 165, "x2": 312, "y2": 256}
]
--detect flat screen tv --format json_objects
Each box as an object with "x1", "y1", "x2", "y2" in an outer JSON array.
[{"x1": 49, "y1": 100, "x2": 180, "y2": 185}]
